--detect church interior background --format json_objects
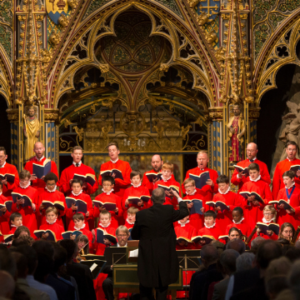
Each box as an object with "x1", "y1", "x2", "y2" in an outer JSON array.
[{"x1": 1, "y1": 0, "x2": 300, "y2": 190}]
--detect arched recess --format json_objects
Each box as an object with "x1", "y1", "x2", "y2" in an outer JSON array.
[{"x1": 0, "y1": 49, "x2": 12, "y2": 107}]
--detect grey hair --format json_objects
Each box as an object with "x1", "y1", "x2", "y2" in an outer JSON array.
[{"x1": 236, "y1": 252, "x2": 255, "y2": 272}]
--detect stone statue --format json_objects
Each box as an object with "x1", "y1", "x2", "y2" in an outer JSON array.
[
  {"x1": 24, "y1": 106, "x2": 40, "y2": 160},
  {"x1": 278, "y1": 101, "x2": 300, "y2": 160},
  {"x1": 227, "y1": 104, "x2": 246, "y2": 162}
]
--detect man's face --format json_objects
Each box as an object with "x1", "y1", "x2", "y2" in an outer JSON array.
[
  {"x1": 116, "y1": 230, "x2": 129, "y2": 246},
  {"x1": 108, "y1": 146, "x2": 120, "y2": 161},
  {"x1": 197, "y1": 153, "x2": 208, "y2": 169},
  {"x1": 28, "y1": 108, "x2": 35, "y2": 117},
  {"x1": 71, "y1": 150, "x2": 83, "y2": 163},
  {"x1": 246, "y1": 144, "x2": 258, "y2": 160},
  {"x1": 286, "y1": 145, "x2": 297, "y2": 159},
  {"x1": 34, "y1": 143, "x2": 45, "y2": 158},
  {"x1": 233, "y1": 106, "x2": 240, "y2": 116},
  {"x1": 151, "y1": 155, "x2": 163, "y2": 172},
  {"x1": 0, "y1": 151, "x2": 7, "y2": 166}
]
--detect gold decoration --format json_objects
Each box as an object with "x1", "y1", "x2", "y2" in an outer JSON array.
[
  {"x1": 188, "y1": 0, "x2": 200, "y2": 9},
  {"x1": 197, "y1": 11, "x2": 210, "y2": 26},
  {"x1": 49, "y1": 33, "x2": 60, "y2": 45},
  {"x1": 58, "y1": 15, "x2": 69, "y2": 27},
  {"x1": 68, "y1": 0, "x2": 78, "y2": 9},
  {"x1": 99, "y1": 64, "x2": 109, "y2": 74}
]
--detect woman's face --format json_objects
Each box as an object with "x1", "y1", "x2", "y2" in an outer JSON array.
[
  {"x1": 229, "y1": 230, "x2": 240, "y2": 241},
  {"x1": 77, "y1": 240, "x2": 85, "y2": 250},
  {"x1": 282, "y1": 226, "x2": 293, "y2": 240}
]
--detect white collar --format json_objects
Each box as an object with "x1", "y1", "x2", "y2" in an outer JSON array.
[
  {"x1": 45, "y1": 186, "x2": 57, "y2": 193},
  {"x1": 117, "y1": 243, "x2": 127, "y2": 247},
  {"x1": 250, "y1": 175, "x2": 261, "y2": 182},
  {"x1": 102, "y1": 188, "x2": 114, "y2": 195},
  {"x1": 262, "y1": 217, "x2": 274, "y2": 224},
  {"x1": 36, "y1": 156, "x2": 44, "y2": 162},
  {"x1": 178, "y1": 220, "x2": 190, "y2": 227},
  {"x1": 131, "y1": 183, "x2": 142, "y2": 188},
  {"x1": 0, "y1": 192, "x2": 2, "y2": 196},
  {"x1": 46, "y1": 219, "x2": 57, "y2": 225},
  {"x1": 110, "y1": 158, "x2": 119, "y2": 164},
  {"x1": 73, "y1": 161, "x2": 82, "y2": 167},
  {"x1": 218, "y1": 186, "x2": 230, "y2": 195},
  {"x1": 74, "y1": 223, "x2": 86, "y2": 230},
  {"x1": 126, "y1": 218, "x2": 135, "y2": 225},
  {"x1": 198, "y1": 166, "x2": 206, "y2": 171},
  {"x1": 99, "y1": 222, "x2": 111, "y2": 228},
  {"x1": 186, "y1": 189, "x2": 197, "y2": 196},
  {"x1": 204, "y1": 222, "x2": 216, "y2": 229},
  {"x1": 248, "y1": 157, "x2": 256, "y2": 161},
  {"x1": 285, "y1": 182, "x2": 295, "y2": 189},
  {"x1": 11, "y1": 224, "x2": 22, "y2": 228},
  {"x1": 287, "y1": 157, "x2": 296, "y2": 162},
  {"x1": 162, "y1": 176, "x2": 171, "y2": 182},
  {"x1": 19, "y1": 182, "x2": 31, "y2": 189},
  {"x1": 0, "y1": 162, "x2": 6, "y2": 168},
  {"x1": 233, "y1": 217, "x2": 244, "y2": 224},
  {"x1": 72, "y1": 190, "x2": 83, "y2": 196}
]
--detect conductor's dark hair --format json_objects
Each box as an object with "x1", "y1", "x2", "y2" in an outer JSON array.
[
  {"x1": 102, "y1": 175, "x2": 114, "y2": 185},
  {"x1": 286, "y1": 141, "x2": 298, "y2": 150},
  {"x1": 217, "y1": 175, "x2": 229, "y2": 184},
  {"x1": 44, "y1": 172, "x2": 58, "y2": 183},
  {"x1": 204, "y1": 210, "x2": 217, "y2": 219},
  {"x1": 151, "y1": 187, "x2": 165, "y2": 204},
  {"x1": 248, "y1": 163, "x2": 260, "y2": 172},
  {"x1": 233, "y1": 207, "x2": 244, "y2": 215}
]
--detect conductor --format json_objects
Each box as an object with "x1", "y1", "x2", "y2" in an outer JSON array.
[{"x1": 131, "y1": 187, "x2": 189, "y2": 300}]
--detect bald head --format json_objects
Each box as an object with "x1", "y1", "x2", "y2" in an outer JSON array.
[
  {"x1": 246, "y1": 143, "x2": 258, "y2": 160},
  {"x1": 0, "y1": 271, "x2": 15, "y2": 299},
  {"x1": 152, "y1": 187, "x2": 165, "y2": 204},
  {"x1": 34, "y1": 142, "x2": 45, "y2": 159},
  {"x1": 197, "y1": 151, "x2": 209, "y2": 169},
  {"x1": 151, "y1": 154, "x2": 163, "y2": 172}
]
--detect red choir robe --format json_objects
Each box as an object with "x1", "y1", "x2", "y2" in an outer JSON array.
[
  {"x1": 231, "y1": 158, "x2": 271, "y2": 191},
  {"x1": 182, "y1": 167, "x2": 218, "y2": 200},
  {"x1": 72, "y1": 224, "x2": 94, "y2": 252},
  {"x1": 93, "y1": 191, "x2": 123, "y2": 227},
  {"x1": 0, "y1": 194, "x2": 12, "y2": 234},
  {"x1": 253, "y1": 218, "x2": 279, "y2": 241},
  {"x1": 36, "y1": 188, "x2": 67, "y2": 227},
  {"x1": 66, "y1": 192, "x2": 94, "y2": 230},
  {"x1": 124, "y1": 218, "x2": 135, "y2": 229},
  {"x1": 94, "y1": 223, "x2": 117, "y2": 255},
  {"x1": 9, "y1": 226, "x2": 18, "y2": 235},
  {"x1": 153, "y1": 177, "x2": 181, "y2": 209},
  {"x1": 195, "y1": 223, "x2": 223, "y2": 244},
  {"x1": 183, "y1": 191, "x2": 205, "y2": 230},
  {"x1": 239, "y1": 178, "x2": 272, "y2": 227},
  {"x1": 39, "y1": 221, "x2": 64, "y2": 241},
  {"x1": 142, "y1": 170, "x2": 174, "y2": 194},
  {"x1": 98, "y1": 159, "x2": 131, "y2": 198},
  {"x1": 174, "y1": 221, "x2": 197, "y2": 299},
  {"x1": 276, "y1": 185, "x2": 300, "y2": 227},
  {"x1": 58, "y1": 163, "x2": 99, "y2": 195},
  {"x1": 208, "y1": 190, "x2": 244, "y2": 229},
  {"x1": 12, "y1": 185, "x2": 38, "y2": 235},
  {"x1": 122, "y1": 185, "x2": 151, "y2": 218},
  {"x1": 0, "y1": 162, "x2": 19, "y2": 199},
  {"x1": 272, "y1": 158, "x2": 300, "y2": 199},
  {"x1": 225, "y1": 218, "x2": 252, "y2": 237},
  {"x1": 24, "y1": 157, "x2": 59, "y2": 191}
]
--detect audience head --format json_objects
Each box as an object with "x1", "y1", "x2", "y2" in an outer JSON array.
[
  {"x1": 33, "y1": 142, "x2": 45, "y2": 158},
  {"x1": 248, "y1": 163, "x2": 260, "y2": 180},
  {"x1": 102, "y1": 176, "x2": 115, "y2": 192},
  {"x1": 10, "y1": 213, "x2": 22, "y2": 227},
  {"x1": 130, "y1": 170, "x2": 142, "y2": 187},
  {"x1": 107, "y1": 142, "x2": 120, "y2": 161},
  {"x1": 236, "y1": 252, "x2": 255, "y2": 272},
  {"x1": 226, "y1": 238, "x2": 245, "y2": 254},
  {"x1": 14, "y1": 226, "x2": 30, "y2": 239},
  {"x1": 285, "y1": 247, "x2": 300, "y2": 262},
  {"x1": 59, "y1": 239, "x2": 77, "y2": 263},
  {"x1": 232, "y1": 207, "x2": 244, "y2": 223},
  {"x1": 76, "y1": 234, "x2": 89, "y2": 255},
  {"x1": 161, "y1": 162, "x2": 174, "y2": 179},
  {"x1": 200, "y1": 244, "x2": 219, "y2": 268},
  {"x1": 246, "y1": 143, "x2": 258, "y2": 160},
  {"x1": 19, "y1": 170, "x2": 31, "y2": 188},
  {"x1": 52, "y1": 243, "x2": 67, "y2": 274},
  {"x1": 0, "y1": 271, "x2": 15, "y2": 299},
  {"x1": 14, "y1": 245, "x2": 38, "y2": 275},
  {"x1": 32, "y1": 240, "x2": 55, "y2": 260},
  {"x1": 228, "y1": 227, "x2": 242, "y2": 241},
  {"x1": 218, "y1": 249, "x2": 239, "y2": 276},
  {"x1": 285, "y1": 141, "x2": 298, "y2": 160},
  {"x1": 10, "y1": 252, "x2": 28, "y2": 279},
  {"x1": 0, "y1": 248, "x2": 16, "y2": 278},
  {"x1": 116, "y1": 226, "x2": 130, "y2": 247},
  {"x1": 287, "y1": 259, "x2": 300, "y2": 297},
  {"x1": 71, "y1": 145, "x2": 83, "y2": 163},
  {"x1": 279, "y1": 222, "x2": 294, "y2": 241},
  {"x1": 99, "y1": 210, "x2": 111, "y2": 226},
  {"x1": 151, "y1": 155, "x2": 163, "y2": 172},
  {"x1": 196, "y1": 151, "x2": 209, "y2": 169},
  {"x1": 204, "y1": 210, "x2": 216, "y2": 227},
  {"x1": 250, "y1": 236, "x2": 265, "y2": 254},
  {"x1": 152, "y1": 188, "x2": 165, "y2": 204},
  {"x1": 294, "y1": 240, "x2": 300, "y2": 250}
]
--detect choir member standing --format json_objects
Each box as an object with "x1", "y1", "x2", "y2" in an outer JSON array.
[
  {"x1": 11, "y1": 170, "x2": 38, "y2": 235},
  {"x1": 124, "y1": 207, "x2": 138, "y2": 229},
  {"x1": 183, "y1": 151, "x2": 218, "y2": 200},
  {"x1": 231, "y1": 143, "x2": 270, "y2": 191},
  {"x1": 255, "y1": 205, "x2": 278, "y2": 240},
  {"x1": 272, "y1": 141, "x2": 300, "y2": 199},
  {"x1": 276, "y1": 170, "x2": 300, "y2": 227},
  {"x1": 0, "y1": 147, "x2": 19, "y2": 199},
  {"x1": 239, "y1": 163, "x2": 272, "y2": 227},
  {"x1": 58, "y1": 146, "x2": 99, "y2": 195},
  {"x1": 98, "y1": 142, "x2": 131, "y2": 197},
  {"x1": 24, "y1": 142, "x2": 59, "y2": 192},
  {"x1": 0, "y1": 181, "x2": 12, "y2": 234},
  {"x1": 9, "y1": 212, "x2": 23, "y2": 234}
]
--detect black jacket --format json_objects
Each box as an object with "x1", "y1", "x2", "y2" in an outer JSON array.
[{"x1": 131, "y1": 201, "x2": 189, "y2": 288}]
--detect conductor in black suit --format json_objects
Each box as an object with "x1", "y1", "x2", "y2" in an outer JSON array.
[{"x1": 131, "y1": 187, "x2": 189, "y2": 300}]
